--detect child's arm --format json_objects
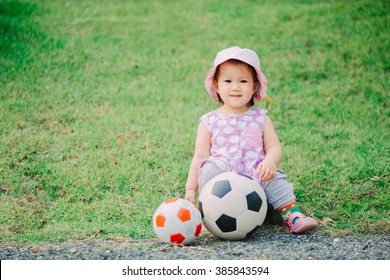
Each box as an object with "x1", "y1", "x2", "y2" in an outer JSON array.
[
  {"x1": 185, "y1": 121, "x2": 211, "y2": 204},
  {"x1": 257, "y1": 115, "x2": 282, "y2": 182}
]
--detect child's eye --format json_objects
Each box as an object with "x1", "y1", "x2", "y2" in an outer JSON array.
[
  {"x1": 224, "y1": 80, "x2": 231, "y2": 83},
  {"x1": 241, "y1": 80, "x2": 248, "y2": 83}
]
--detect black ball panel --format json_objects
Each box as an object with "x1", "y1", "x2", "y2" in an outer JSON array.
[
  {"x1": 212, "y1": 180, "x2": 232, "y2": 198},
  {"x1": 246, "y1": 191, "x2": 263, "y2": 212},
  {"x1": 237, "y1": 173, "x2": 253, "y2": 180},
  {"x1": 198, "y1": 201, "x2": 204, "y2": 219},
  {"x1": 245, "y1": 225, "x2": 260, "y2": 239},
  {"x1": 216, "y1": 214, "x2": 236, "y2": 232}
]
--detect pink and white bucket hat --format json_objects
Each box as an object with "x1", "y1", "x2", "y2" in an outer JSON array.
[{"x1": 204, "y1": 46, "x2": 268, "y2": 105}]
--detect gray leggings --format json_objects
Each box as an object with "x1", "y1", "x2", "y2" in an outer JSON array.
[{"x1": 198, "y1": 159, "x2": 295, "y2": 210}]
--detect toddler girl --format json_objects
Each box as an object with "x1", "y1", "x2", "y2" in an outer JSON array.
[{"x1": 185, "y1": 46, "x2": 317, "y2": 234}]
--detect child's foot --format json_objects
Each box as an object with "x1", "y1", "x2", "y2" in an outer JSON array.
[{"x1": 284, "y1": 212, "x2": 317, "y2": 234}]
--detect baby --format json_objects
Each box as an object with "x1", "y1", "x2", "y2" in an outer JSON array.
[{"x1": 185, "y1": 46, "x2": 317, "y2": 234}]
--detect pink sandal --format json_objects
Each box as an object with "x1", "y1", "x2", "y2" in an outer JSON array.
[{"x1": 284, "y1": 212, "x2": 318, "y2": 234}]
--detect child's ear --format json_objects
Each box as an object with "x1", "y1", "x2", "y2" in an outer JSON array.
[
  {"x1": 253, "y1": 81, "x2": 260, "y2": 93},
  {"x1": 213, "y1": 79, "x2": 219, "y2": 91}
]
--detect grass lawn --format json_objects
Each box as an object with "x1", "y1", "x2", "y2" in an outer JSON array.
[{"x1": 0, "y1": 0, "x2": 389, "y2": 243}]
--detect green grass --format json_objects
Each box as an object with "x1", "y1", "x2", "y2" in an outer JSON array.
[{"x1": 0, "y1": 0, "x2": 389, "y2": 243}]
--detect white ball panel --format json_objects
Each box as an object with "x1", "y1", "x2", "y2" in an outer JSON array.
[
  {"x1": 221, "y1": 191, "x2": 247, "y2": 217},
  {"x1": 203, "y1": 217, "x2": 223, "y2": 237},
  {"x1": 221, "y1": 230, "x2": 247, "y2": 241},
  {"x1": 237, "y1": 211, "x2": 263, "y2": 233},
  {"x1": 201, "y1": 196, "x2": 223, "y2": 221}
]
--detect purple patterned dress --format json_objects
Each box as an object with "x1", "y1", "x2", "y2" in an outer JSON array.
[{"x1": 198, "y1": 108, "x2": 267, "y2": 184}]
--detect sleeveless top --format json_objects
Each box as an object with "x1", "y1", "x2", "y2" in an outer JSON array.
[{"x1": 199, "y1": 108, "x2": 267, "y2": 180}]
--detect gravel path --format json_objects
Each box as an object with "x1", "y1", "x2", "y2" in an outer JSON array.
[{"x1": 1, "y1": 227, "x2": 389, "y2": 260}]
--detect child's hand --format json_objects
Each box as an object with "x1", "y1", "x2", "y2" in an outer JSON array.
[
  {"x1": 185, "y1": 190, "x2": 197, "y2": 204},
  {"x1": 256, "y1": 158, "x2": 277, "y2": 182}
]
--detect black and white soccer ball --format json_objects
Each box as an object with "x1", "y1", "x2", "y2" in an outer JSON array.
[{"x1": 198, "y1": 172, "x2": 267, "y2": 240}]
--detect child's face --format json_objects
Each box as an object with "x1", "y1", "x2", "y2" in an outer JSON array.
[{"x1": 214, "y1": 61, "x2": 258, "y2": 111}]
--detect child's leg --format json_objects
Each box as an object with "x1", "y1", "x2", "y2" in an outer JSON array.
[
  {"x1": 261, "y1": 171, "x2": 296, "y2": 209},
  {"x1": 261, "y1": 171, "x2": 317, "y2": 234}
]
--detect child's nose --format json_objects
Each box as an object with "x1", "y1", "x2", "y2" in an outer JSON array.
[{"x1": 232, "y1": 83, "x2": 241, "y2": 91}]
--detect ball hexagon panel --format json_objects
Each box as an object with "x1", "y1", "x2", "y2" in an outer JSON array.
[
  {"x1": 221, "y1": 191, "x2": 248, "y2": 217},
  {"x1": 202, "y1": 216, "x2": 221, "y2": 236},
  {"x1": 236, "y1": 211, "x2": 263, "y2": 233},
  {"x1": 199, "y1": 191, "x2": 223, "y2": 221},
  {"x1": 221, "y1": 230, "x2": 247, "y2": 241}
]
